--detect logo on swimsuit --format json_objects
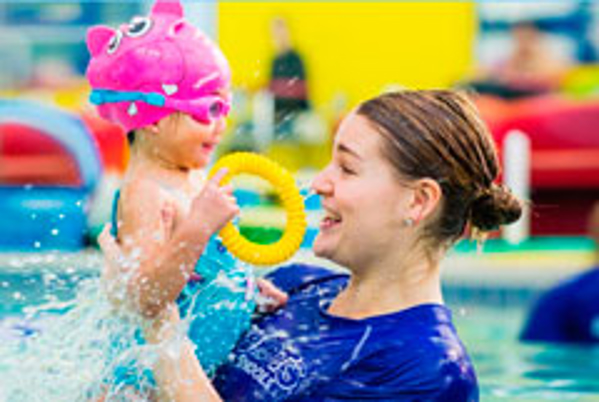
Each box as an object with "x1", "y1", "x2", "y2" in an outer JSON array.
[{"x1": 233, "y1": 328, "x2": 308, "y2": 397}]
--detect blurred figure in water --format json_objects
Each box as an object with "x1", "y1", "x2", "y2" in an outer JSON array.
[{"x1": 521, "y1": 202, "x2": 599, "y2": 344}]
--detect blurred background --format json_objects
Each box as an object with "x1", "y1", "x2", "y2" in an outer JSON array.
[{"x1": 0, "y1": 2, "x2": 598, "y2": 401}]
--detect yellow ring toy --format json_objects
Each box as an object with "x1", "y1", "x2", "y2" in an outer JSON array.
[{"x1": 208, "y1": 152, "x2": 307, "y2": 266}]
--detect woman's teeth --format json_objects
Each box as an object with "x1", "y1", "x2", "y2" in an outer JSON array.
[{"x1": 321, "y1": 213, "x2": 342, "y2": 229}]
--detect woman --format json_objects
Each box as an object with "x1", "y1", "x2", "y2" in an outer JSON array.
[{"x1": 102, "y1": 90, "x2": 522, "y2": 401}]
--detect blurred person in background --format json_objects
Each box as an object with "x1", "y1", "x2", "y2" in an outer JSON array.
[
  {"x1": 465, "y1": 21, "x2": 571, "y2": 100},
  {"x1": 268, "y1": 17, "x2": 311, "y2": 135},
  {"x1": 521, "y1": 202, "x2": 599, "y2": 344}
]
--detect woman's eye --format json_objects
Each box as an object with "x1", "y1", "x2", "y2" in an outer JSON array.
[
  {"x1": 126, "y1": 16, "x2": 152, "y2": 38},
  {"x1": 106, "y1": 30, "x2": 122, "y2": 55},
  {"x1": 340, "y1": 165, "x2": 355, "y2": 175}
]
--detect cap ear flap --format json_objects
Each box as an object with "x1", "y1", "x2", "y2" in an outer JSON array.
[
  {"x1": 168, "y1": 19, "x2": 190, "y2": 38},
  {"x1": 87, "y1": 26, "x2": 115, "y2": 57},
  {"x1": 151, "y1": 0, "x2": 184, "y2": 18}
]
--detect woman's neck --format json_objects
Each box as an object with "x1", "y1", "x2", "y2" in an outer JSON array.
[{"x1": 328, "y1": 249, "x2": 443, "y2": 319}]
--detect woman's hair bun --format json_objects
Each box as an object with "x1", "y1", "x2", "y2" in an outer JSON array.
[{"x1": 470, "y1": 184, "x2": 523, "y2": 232}]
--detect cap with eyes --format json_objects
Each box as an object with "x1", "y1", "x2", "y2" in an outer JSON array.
[
  {"x1": 126, "y1": 16, "x2": 153, "y2": 38},
  {"x1": 106, "y1": 30, "x2": 122, "y2": 55},
  {"x1": 105, "y1": 16, "x2": 153, "y2": 55},
  {"x1": 85, "y1": 0, "x2": 232, "y2": 131}
]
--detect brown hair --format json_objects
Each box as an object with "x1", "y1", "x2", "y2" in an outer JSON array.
[{"x1": 357, "y1": 90, "x2": 522, "y2": 246}]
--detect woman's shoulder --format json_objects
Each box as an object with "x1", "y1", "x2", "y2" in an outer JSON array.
[
  {"x1": 343, "y1": 344, "x2": 478, "y2": 401},
  {"x1": 329, "y1": 305, "x2": 478, "y2": 401},
  {"x1": 369, "y1": 305, "x2": 474, "y2": 367},
  {"x1": 264, "y1": 263, "x2": 349, "y2": 295}
]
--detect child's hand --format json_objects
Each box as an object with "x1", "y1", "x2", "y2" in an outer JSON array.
[
  {"x1": 255, "y1": 279, "x2": 288, "y2": 313},
  {"x1": 186, "y1": 168, "x2": 239, "y2": 238}
]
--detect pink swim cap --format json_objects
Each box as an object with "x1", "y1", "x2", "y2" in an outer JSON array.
[{"x1": 85, "y1": 0, "x2": 231, "y2": 131}]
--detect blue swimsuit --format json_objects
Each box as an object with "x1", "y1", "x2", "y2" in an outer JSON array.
[
  {"x1": 109, "y1": 191, "x2": 256, "y2": 378},
  {"x1": 214, "y1": 264, "x2": 479, "y2": 401}
]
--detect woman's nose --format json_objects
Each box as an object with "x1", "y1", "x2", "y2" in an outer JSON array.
[{"x1": 311, "y1": 166, "x2": 333, "y2": 196}]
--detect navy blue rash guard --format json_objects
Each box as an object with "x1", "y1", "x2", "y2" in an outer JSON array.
[
  {"x1": 521, "y1": 267, "x2": 599, "y2": 344},
  {"x1": 213, "y1": 264, "x2": 478, "y2": 401}
]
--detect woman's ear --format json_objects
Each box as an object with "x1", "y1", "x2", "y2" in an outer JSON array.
[{"x1": 408, "y1": 178, "x2": 442, "y2": 225}]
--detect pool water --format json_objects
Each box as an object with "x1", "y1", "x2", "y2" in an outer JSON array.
[
  {"x1": 453, "y1": 306, "x2": 598, "y2": 401},
  {"x1": 0, "y1": 258, "x2": 598, "y2": 401},
  {"x1": 0, "y1": 256, "x2": 161, "y2": 401}
]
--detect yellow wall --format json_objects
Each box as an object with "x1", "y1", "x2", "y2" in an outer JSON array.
[{"x1": 218, "y1": 2, "x2": 476, "y2": 110}]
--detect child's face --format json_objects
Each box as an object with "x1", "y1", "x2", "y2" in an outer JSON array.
[{"x1": 152, "y1": 93, "x2": 229, "y2": 169}]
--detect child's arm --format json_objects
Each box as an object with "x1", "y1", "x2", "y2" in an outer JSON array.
[{"x1": 112, "y1": 169, "x2": 238, "y2": 318}]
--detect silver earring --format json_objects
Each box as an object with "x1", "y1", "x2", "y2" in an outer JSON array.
[{"x1": 403, "y1": 218, "x2": 414, "y2": 227}]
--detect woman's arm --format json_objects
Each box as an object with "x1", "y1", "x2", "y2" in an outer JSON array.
[{"x1": 145, "y1": 305, "x2": 223, "y2": 402}]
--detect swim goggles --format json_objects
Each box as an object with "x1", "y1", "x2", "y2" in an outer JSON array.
[{"x1": 89, "y1": 89, "x2": 231, "y2": 124}]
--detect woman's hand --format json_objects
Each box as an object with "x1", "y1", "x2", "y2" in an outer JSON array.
[{"x1": 98, "y1": 224, "x2": 131, "y2": 307}]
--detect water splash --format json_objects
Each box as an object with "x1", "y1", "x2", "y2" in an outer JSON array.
[
  {"x1": 0, "y1": 243, "x2": 261, "y2": 402},
  {"x1": 300, "y1": 188, "x2": 313, "y2": 199},
  {"x1": 299, "y1": 187, "x2": 318, "y2": 203},
  {"x1": 0, "y1": 276, "x2": 162, "y2": 402},
  {"x1": 0, "y1": 249, "x2": 181, "y2": 402}
]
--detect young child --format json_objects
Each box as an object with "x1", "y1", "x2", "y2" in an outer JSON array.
[{"x1": 86, "y1": 0, "x2": 285, "y2": 386}]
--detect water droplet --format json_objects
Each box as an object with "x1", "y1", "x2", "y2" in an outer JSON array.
[
  {"x1": 58, "y1": 214, "x2": 65, "y2": 220},
  {"x1": 8, "y1": 258, "x2": 24, "y2": 268},
  {"x1": 45, "y1": 294, "x2": 58, "y2": 303},
  {"x1": 13, "y1": 291, "x2": 24, "y2": 300},
  {"x1": 33, "y1": 241, "x2": 41, "y2": 249},
  {"x1": 44, "y1": 254, "x2": 56, "y2": 264},
  {"x1": 43, "y1": 273, "x2": 58, "y2": 284},
  {"x1": 51, "y1": 229, "x2": 59, "y2": 236}
]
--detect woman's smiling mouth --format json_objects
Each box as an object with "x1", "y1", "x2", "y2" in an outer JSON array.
[{"x1": 320, "y1": 209, "x2": 342, "y2": 231}]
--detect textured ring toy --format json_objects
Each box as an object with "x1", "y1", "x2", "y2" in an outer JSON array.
[{"x1": 208, "y1": 152, "x2": 307, "y2": 266}]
